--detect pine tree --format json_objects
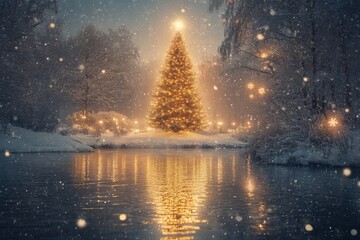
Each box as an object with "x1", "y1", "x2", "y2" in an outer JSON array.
[{"x1": 149, "y1": 32, "x2": 204, "y2": 132}]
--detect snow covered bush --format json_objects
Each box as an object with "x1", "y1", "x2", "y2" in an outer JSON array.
[{"x1": 69, "y1": 111, "x2": 132, "y2": 136}]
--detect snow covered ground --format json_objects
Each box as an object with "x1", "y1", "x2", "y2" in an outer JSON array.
[
  {"x1": 72, "y1": 131, "x2": 247, "y2": 149},
  {"x1": 0, "y1": 127, "x2": 246, "y2": 154},
  {"x1": 254, "y1": 131, "x2": 360, "y2": 167},
  {"x1": 0, "y1": 126, "x2": 93, "y2": 153}
]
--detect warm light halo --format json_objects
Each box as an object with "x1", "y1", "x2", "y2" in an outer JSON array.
[{"x1": 173, "y1": 19, "x2": 184, "y2": 31}]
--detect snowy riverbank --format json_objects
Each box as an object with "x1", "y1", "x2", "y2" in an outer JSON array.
[
  {"x1": 0, "y1": 126, "x2": 93, "y2": 153},
  {"x1": 252, "y1": 131, "x2": 360, "y2": 167},
  {"x1": 72, "y1": 131, "x2": 247, "y2": 149},
  {"x1": 0, "y1": 127, "x2": 246, "y2": 154}
]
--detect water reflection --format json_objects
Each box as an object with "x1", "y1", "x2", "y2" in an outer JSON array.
[
  {"x1": 72, "y1": 150, "x2": 219, "y2": 239},
  {"x1": 71, "y1": 150, "x2": 275, "y2": 239},
  {"x1": 145, "y1": 153, "x2": 209, "y2": 239},
  {"x1": 67, "y1": 150, "x2": 360, "y2": 239}
]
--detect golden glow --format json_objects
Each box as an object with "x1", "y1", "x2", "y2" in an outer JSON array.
[
  {"x1": 256, "y1": 33, "x2": 265, "y2": 40},
  {"x1": 146, "y1": 153, "x2": 209, "y2": 238},
  {"x1": 119, "y1": 214, "x2": 127, "y2": 221},
  {"x1": 328, "y1": 117, "x2": 339, "y2": 128},
  {"x1": 76, "y1": 218, "x2": 87, "y2": 228},
  {"x1": 343, "y1": 168, "x2": 351, "y2": 177},
  {"x1": 4, "y1": 150, "x2": 10, "y2": 157},
  {"x1": 260, "y1": 52, "x2": 268, "y2": 59},
  {"x1": 49, "y1": 22, "x2": 56, "y2": 29},
  {"x1": 305, "y1": 224, "x2": 313, "y2": 232},
  {"x1": 303, "y1": 76, "x2": 309, "y2": 82},
  {"x1": 249, "y1": 94, "x2": 254, "y2": 99},
  {"x1": 101, "y1": 69, "x2": 106, "y2": 74},
  {"x1": 258, "y1": 87, "x2": 266, "y2": 95},
  {"x1": 247, "y1": 82, "x2": 255, "y2": 90},
  {"x1": 174, "y1": 19, "x2": 185, "y2": 31}
]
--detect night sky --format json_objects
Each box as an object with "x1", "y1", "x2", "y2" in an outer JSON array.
[{"x1": 58, "y1": 0, "x2": 224, "y2": 64}]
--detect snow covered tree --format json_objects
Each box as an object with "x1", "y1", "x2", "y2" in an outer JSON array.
[
  {"x1": 60, "y1": 25, "x2": 139, "y2": 118},
  {"x1": 149, "y1": 32, "x2": 203, "y2": 132}
]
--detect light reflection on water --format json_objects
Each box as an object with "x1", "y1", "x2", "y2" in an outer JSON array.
[{"x1": 1, "y1": 149, "x2": 360, "y2": 239}]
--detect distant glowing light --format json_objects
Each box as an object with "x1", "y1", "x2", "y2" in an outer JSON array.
[
  {"x1": 256, "y1": 33, "x2": 265, "y2": 41},
  {"x1": 181, "y1": 8, "x2": 186, "y2": 13},
  {"x1": 174, "y1": 20, "x2": 184, "y2": 31},
  {"x1": 345, "y1": 108, "x2": 350, "y2": 113},
  {"x1": 49, "y1": 22, "x2": 56, "y2": 29},
  {"x1": 78, "y1": 64, "x2": 85, "y2": 71},
  {"x1": 119, "y1": 214, "x2": 127, "y2": 221},
  {"x1": 247, "y1": 83, "x2": 255, "y2": 90},
  {"x1": 260, "y1": 52, "x2": 268, "y2": 59},
  {"x1": 303, "y1": 77, "x2": 309, "y2": 82},
  {"x1": 4, "y1": 150, "x2": 11, "y2": 157},
  {"x1": 270, "y1": 9, "x2": 276, "y2": 16},
  {"x1": 59, "y1": 57, "x2": 64, "y2": 62},
  {"x1": 351, "y1": 229, "x2": 358, "y2": 236},
  {"x1": 328, "y1": 117, "x2": 339, "y2": 128},
  {"x1": 217, "y1": 121, "x2": 223, "y2": 126},
  {"x1": 101, "y1": 69, "x2": 106, "y2": 74},
  {"x1": 305, "y1": 224, "x2": 313, "y2": 232},
  {"x1": 249, "y1": 94, "x2": 254, "y2": 99},
  {"x1": 357, "y1": 181, "x2": 360, "y2": 187},
  {"x1": 213, "y1": 85, "x2": 218, "y2": 90},
  {"x1": 343, "y1": 168, "x2": 351, "y2": 177},
  {"x1": 76, "y1": 218, "x2": 87, "y2": 228},
  {"x1": 232, "y1": 122, "x2": 236, "y2": 126},
  {"x1": 258, "y1": 87, "x2": 266, "y2": 95},
  {"x1": 99, "y1": 120, "x2": 103, "y2": 124},
  {"x1": 235, "y1": 215, "x2": 243, "y2": 222}
]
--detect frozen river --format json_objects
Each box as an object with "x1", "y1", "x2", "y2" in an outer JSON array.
[{"x1": 0, "y1": 149, "x2": 359, "y2": 239}]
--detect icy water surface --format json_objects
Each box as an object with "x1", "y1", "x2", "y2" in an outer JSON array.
[{"x1": 0, "y1": 150, "x2": 360, "y2": 240}]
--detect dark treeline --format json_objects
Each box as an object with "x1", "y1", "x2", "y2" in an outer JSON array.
[
  {"x1": 0, "y1": 0, "x2": 152, "y2": 132},
  {"x1": 201, "y1": 0, "x2": 360, "y2": 151}
]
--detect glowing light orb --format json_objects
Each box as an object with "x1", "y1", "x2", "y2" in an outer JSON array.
[
  {"x1": 49, "y1": 22, "x2": 56, "y2": 29},
  {"x1": 258, "y1": 87, "x2": 266, "y2": 95},
  {"x1": 4, "y1": 150, "x2": 11, "y2": 157},
  {"x1": 343, "y1": 168, "x2": 351, "y2": 177},
  {"x1": 235, "y1": 215, "x2": 243, "y2": 222},
  {"x1": 174, "y1": 20, "x2": 184, "y2": 31},
  {"x1": 119, "y1": 214, "x2": 127, "y2": 221},
  {"x1": 351, "y1": 229, "x2": 358, "y2": 236},
  {"x1": 260, "y1": 52, "x2": 268, "y2": 59},
  {"x1": 247, "y1": 83, "x2": 254, "y2": 90},
  {"x1": 303, "y1": 77, "x2": 309, "y2": 82},
  {"x1": 181, "y1": 8, "x2": 186, "y2": 13},
  {"x1": 249, "y1": 94, "x2": 254, "y2": 99},
  {"x1": 357, "y1": 181, "x2": 360, "y2": 187},
  {"x1": 256, "y1": 33, "x2": 265, "y2": 41},
  {"x1": 78, "y1": 64, "x2": 85, "y2": 71},
  {"x1": 305, "y1": 224, "x2": 313, "y2": 232},
  {"x1": 345, "y1": 108, "x2": 350, "y2": 113},
  {"x1": 76, "y1": 218, "x2": 87, "y2": 228},
  {"x1": 213, "y1": 85, "x2": 218, "y2": 90},
  {"x1": 328, "y1": 117, "x2": 339, "y2": 128},
  {"x1": 59, "y1": 57, "x2": 64, "y2": 62},
  {"x1": 101, "y1": 69, "x2": 106, "y2": 74}
]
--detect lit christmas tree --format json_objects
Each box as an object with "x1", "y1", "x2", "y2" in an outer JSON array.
[{"x1": 149, "y1": 31, "x2": 204, "y2": 132}]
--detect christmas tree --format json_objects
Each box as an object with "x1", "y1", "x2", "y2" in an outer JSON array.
[{"x1": 149, "y1": 32, "x2": 204, "y2": 132}]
